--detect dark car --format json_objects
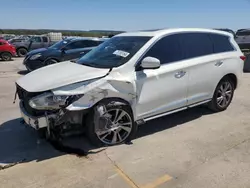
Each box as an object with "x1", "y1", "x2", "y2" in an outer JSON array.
[
  {"x1": 235, "y1": 29, "x2": 250, "y2": 50},
  {"x1": 23, "y1": 37, "x2": 107, "y2": 71}
]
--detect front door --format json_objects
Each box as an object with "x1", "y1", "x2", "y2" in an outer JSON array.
[
  {"x1": 135, "y1": 34, "x2": 189, "y2": 119},
  {"x1": 29, "y1": 36, "x2": 42, "y2": 50}
]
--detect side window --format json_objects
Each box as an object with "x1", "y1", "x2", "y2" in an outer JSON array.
[
  {"x1": 0, "y1": 42, "x2": 3, "y2": 45},
  {"x1": 179, "y1": 33, "x2": 213, "y2": 59},
  {"x1": 42, "y1": 37, "x2": 48, "y2": 42},
  {"x1": 81, "y1": 40, "x2": 103, "y2": 48},
  {"x1": 65, "y1": 41, "x2": 85, "y2": 49},
  {"x1": 32, "y1": 37, "x2": 42, "y2": 42},
  {"x1": 143, "y1": 34, "x2": 183, "y2": 65},
  {"x1": 209, "y1": 34, "x2": 235, "y2": 53}
]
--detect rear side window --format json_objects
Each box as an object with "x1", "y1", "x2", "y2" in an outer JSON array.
[
  {"x1": 81, "y1": 40, "x2": 103, "y2": 48},
  {"x1": 209, "y1": 34, "x2": 235, "y2": 53},
  {"x1": 144, "y1": 34, "x2": 184, "y2": 65},
  {"x1": 65, "y1": 41, "x2": 85, "y2": 49},
  {"x1": 32, "y1": 37, "x2": 42, "y2": 42},
  {"x1": 42, "y1": 37, "x2": 48, "y2": 42},
  {"x1": 179, "y1": 33, "x2": 213, "y2": 59}
]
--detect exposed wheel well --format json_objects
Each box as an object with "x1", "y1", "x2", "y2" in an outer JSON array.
[
  {"x1": 45, "y1": 58, "x2": 59, "y2": 62},
  {"x1": 95, "y1": 97, "x2": 132, "y2": 111},
  {"x1": 222, "y1": 73, "x2": 237, "y2": 89},
  {"x1": 0, "y1": 51, "x2": 11, "y2": 55},
  {"x1": 83, "y1": 97, "x2": 133, "y2": 120},
  {"x1": 16, "y1": 47, "x2": 28, "y2": 51}
]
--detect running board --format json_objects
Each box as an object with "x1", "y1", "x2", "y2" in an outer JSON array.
[{"x1": 137, "y1": 99, "x2": 211, "y2": 124}]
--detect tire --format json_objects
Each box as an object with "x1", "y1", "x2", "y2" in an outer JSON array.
[
  {"x1": 44, "y1": 59, "x2": 58, "y2": 66},
  {"x1": 86, "y1": 100, "x2": 138, "y2": 147},
  {"x1": 17, "y1": 48, "x2": 28, "y2": 57},
  {"x1": 208, "y1": 77, "x2": 235, "y2": 112},
  {"x1": 1, "y1": 52, "x2": 12, "y2": 61}
]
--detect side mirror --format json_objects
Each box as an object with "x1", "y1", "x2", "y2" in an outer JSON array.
[
  {"x1": 140, "y1": 56, "x2": 160, "y2": 70},
  {"x1": 61, "y1": 47, "x2": 66, "y2": 53}
]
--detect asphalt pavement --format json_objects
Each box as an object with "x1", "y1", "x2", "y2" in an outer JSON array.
[{"x1": 1, "y1": 58, "x2": 250, "y2": 188}]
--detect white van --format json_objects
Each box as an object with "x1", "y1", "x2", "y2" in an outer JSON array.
[{"x1": 16, "y1": 28, "x2": 245, "y2": 146}]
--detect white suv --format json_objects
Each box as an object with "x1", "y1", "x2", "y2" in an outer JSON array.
[{"x1": 16, "y1": 28, "x2": 244, "y2": 146}]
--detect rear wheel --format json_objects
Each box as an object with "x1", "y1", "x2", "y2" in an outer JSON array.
[
  {"x1": 208, "y1": 77, "x2": 235, "y2": 112},
  {"x1": 1, "y1": 52, "x2": 12, "y2": 61},
  {"x1": 86, "y1": 101, "x2": 138, "y2": 147},
  {"x1": 17, "y1": 48, "x2": 28, "y2": 57}
]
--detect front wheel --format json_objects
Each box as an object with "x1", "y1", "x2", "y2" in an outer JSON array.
[
  {"x1": 208, "y1": 78, "x2": 235, "y2": 112},
  {"x1": 86, "y1": 101, "x2": 138, "y2": 147}
]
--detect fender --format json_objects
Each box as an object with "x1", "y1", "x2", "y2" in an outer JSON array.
[{"x1": 52, "y1": 74, "x2": 138, "y2": 118}]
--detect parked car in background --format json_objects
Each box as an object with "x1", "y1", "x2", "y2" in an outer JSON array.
[
  {"x1": 235, "y1": 29, "x2": 250, "y2": 50},
  {"x1": 16, "y1": 28, "x2": 244, "y2": 146},
  {"x1": 8, "y1": 36, "x2": 30, "y2": 44},
  {"x1": 23, "y1": 37, "x2": 107, "y2": 71},
  {"x1": 214, "y1": 28, "x2": 236, "y2": 38},
  {"x1": 9, "y1": 33, "x2": 62, "y2": 57},
  {"x1": 0, "y1": 39, "x2": 16, "y2": 61}
]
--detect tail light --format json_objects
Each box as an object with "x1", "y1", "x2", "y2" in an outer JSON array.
[{"x1": 240, "y1": 56, "x2": 246, "y2": 61}]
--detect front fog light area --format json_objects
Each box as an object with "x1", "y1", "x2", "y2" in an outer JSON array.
[{"x1": 29, "y1": 92, "x2": 79, "y2": 110}]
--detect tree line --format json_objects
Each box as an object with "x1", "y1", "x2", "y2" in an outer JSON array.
[{"x1": 0, "y1": 29, "x2": 123, "y2": 37}]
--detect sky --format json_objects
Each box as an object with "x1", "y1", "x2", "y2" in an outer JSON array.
[{"x1": 1, "y1": 0, "x2": 250, "y2": 31}]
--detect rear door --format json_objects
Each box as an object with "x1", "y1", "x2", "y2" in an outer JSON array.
[
  {"x1": 42, "y1": 36, "x2": 49, "y2": 48},
  {"x1": 76, "y1": 40, "x2": 104, "y2": 57},
  {"x1": 181, "y1": 32, "x2": 236, "y2": 105}
]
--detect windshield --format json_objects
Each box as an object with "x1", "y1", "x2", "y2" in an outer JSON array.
[
  {"x1": 49, "y1": 40, "x2": 69, "y2": 49},
  {"x1": 76, "y1": 36, "x2": 151, "y2": 68}
]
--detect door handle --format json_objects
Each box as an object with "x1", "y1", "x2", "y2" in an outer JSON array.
[
  {"x1": 175, "y1": 70, "x2": 186, "y2": 78},
  {"x1": 215, "y1": 61, "x2": 223, "y2": 66}
]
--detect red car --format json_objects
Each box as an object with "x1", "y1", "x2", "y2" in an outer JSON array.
[{"x1": 0, "y1": 39, "x2": 16, "y2": 61}]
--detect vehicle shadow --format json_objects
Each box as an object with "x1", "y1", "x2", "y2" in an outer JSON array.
[
  {"x1": 136, "y1": 105, "x2": 212, "y2": 138},
  {"x1": 17, "y1": 70, "x2": 29, "y2": 75},
  {"x1": 0, "y1": 106, "x2": 213, "y2": 166}
]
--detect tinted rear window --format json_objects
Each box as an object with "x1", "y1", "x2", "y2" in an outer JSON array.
[
  {"x1": 179, "y1": 33, "x2": 213, "y2": 59},
  {"x1": 209, "y1": 34, "x2": 235, "y2": 53}
]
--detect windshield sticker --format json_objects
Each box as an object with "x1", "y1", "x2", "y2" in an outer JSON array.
[
  {"x1": 113, "y1": 50, "x2": 130, "y2": 58},
  {"x1": 63, "y1": 41, "x2": 68, "y2": 44}
]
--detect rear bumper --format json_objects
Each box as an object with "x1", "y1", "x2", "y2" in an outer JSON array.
[{"x1": 19, "y1": 102, "x2": 49, "y2": 129}]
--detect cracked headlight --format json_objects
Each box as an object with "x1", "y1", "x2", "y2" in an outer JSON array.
[
  {"x1": 30, "y1": 53, "x2": 42, "y2": 60},
  {"x1": 29, "y1": 92, "x2": 71, "y2": 110}
]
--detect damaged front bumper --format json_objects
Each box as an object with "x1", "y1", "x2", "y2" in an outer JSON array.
[{"x1": 19, "y1": 102, "x2": 55, "y2": 129}]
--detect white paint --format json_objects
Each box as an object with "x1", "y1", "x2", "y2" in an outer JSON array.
[{"x1": 17, "y1": 28, "x2": 244, "y2": 124}]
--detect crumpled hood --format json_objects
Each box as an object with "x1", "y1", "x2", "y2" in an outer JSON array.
[{"x1": 16, "y1": 61, "x2": 109, "y2": 92}]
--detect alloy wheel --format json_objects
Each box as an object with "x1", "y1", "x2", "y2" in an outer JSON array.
[
  {"x1": 95, "y1": 108, "x2": 133, "y2": 145},
  {"x1": 216, "y1": 81, "x2": 233, "y2": 108}
]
